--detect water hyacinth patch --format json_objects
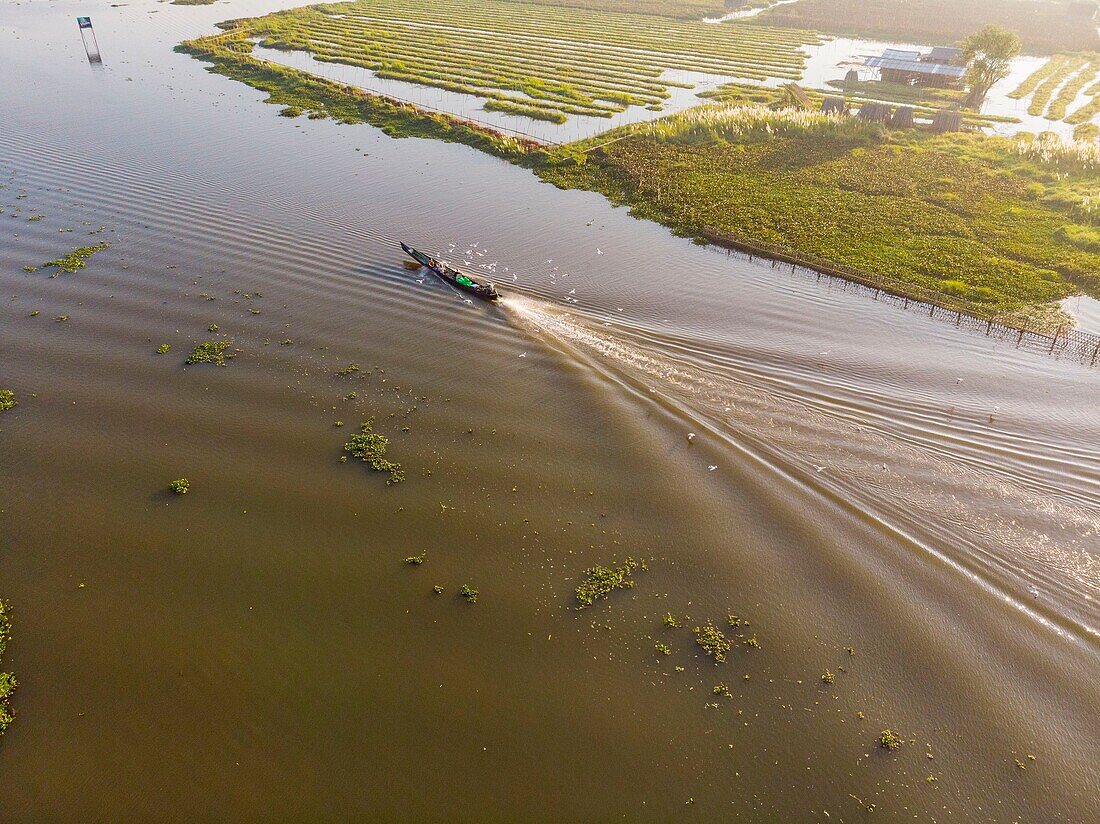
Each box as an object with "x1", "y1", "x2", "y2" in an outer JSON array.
[
  {"x1": 693, "y1": 621, "x2": 732, "y2": 663},
  {"x1": 575, "y1": 556, "x2": 642, "y2": 608},
  {"x1": 0, "y1": 600, "x2": 15, "y2": 734},
  {"x1": 169, "y1": 478, "x2": 190, "y2": 494},
  {"x1": 0, "y1": 390, "x2": 15, "y2": 413},
  {"x1": 460, "y1": 584, "x2": 479, "y2": 603},
  {"x1": 343, "y1": 418, "x2": 404, "y2": 484},
  {"x1": 879, "y1": 729, "x2": 902, "y2": 750},
  {"x1": 42, "y1": 242, "x2": 109, "y2": 275},
  {"x1": 186, "y1": 341, "x2": 233, "y2": 366}
]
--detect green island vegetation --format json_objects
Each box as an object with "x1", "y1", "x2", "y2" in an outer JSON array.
[
  {"x1": 1010, "y1": 53, "x2": 1100, "y2": 124},
  {"x1": 169, "y1": 478, "x2": 190, "y2": 494},
  {"x1": 575, "y1": 556, "x2": 644, "y2": 607},
  {"x1": 701, "y1": 81, "x2": 1018, "y2": 128},
  {"x1": 185, "y1": 340, "x2": 233, "y2": 365},
  {"x1": 0, "y1": 601, "x2": 15, "y2": 735},
  {"x1": 343, "y1": 418, "x2": 405, "y2": 483},
  {"x1": 42, "y1": 242, "x2": 109, "y2": 275},
  {"x1": 753, "y1": 0, "x2": 1100, "y2": 55},
  {"x1": 0, "y1": 389, "x2": 15, "y2": 413},
  {"x1": 539, "y1": 106, "x2": 1100, "y2": 326},
  {"x1": 182, "y1": 0, "x2": 819, "y2": 123}
]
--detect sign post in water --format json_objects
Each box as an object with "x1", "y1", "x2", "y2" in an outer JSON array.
[{"x1": 77, "y1": 17, "x2": 101, "y2": 63}]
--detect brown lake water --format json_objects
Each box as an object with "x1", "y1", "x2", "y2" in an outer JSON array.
[{"x1": 1, "y1": 1, "x2": 1098, "y2": 821}]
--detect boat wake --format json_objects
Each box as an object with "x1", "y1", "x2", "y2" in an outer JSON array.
[{"x1": 502, "y1": 295, "x2": 1100, "y2": 644}]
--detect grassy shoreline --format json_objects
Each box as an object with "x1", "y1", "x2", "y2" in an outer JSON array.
[{"x1": 180, "y1": 26, "x2": 1100, "y2": 334}]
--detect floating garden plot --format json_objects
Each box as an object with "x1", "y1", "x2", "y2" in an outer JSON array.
[
  {"x1": 1009, "y1": 53, "x2": 1100, "y2": 125},
  {"x1": 227, "y1": 0, "x2": 820, "y2": 122}
]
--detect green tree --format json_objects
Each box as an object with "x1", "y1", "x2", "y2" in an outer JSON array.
[{"x1": 961, "y1": 25, "x2": 1022, "y2": 110}]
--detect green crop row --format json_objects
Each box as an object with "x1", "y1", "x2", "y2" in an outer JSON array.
[
  {"x1": 1047, "y1": 61, "x2": 1100, "y2": 122},
  {"x1": 1008, "y1": 56, "x2": 1066, "y2": 101},
  {"x1": 231, "y1": 0, "x2": 819, "y2": 122},
  {"x1": 1026, "y1": 54, "x2": 1090, "y2": 118}
]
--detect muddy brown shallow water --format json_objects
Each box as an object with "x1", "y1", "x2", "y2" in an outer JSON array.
[{"x1": 1, "y1": 2, "x2": 1098, "y2": 821}]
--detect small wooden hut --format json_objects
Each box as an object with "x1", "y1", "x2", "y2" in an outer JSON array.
[{"x1": 890, "y1": 106, "x2": 915, "y2": 129}]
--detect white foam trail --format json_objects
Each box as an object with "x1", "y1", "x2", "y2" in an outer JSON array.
[{"x1": 503, "y1": 296, "x2": 1100, "y2": 643}]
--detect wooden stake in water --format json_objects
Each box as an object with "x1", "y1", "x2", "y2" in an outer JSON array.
[{"x1": 77, "y1": 17, "x2": 101, "y2": 64}]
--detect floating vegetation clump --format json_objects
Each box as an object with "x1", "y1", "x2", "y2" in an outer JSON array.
[
  {"x1": 693, "y1": 621, "x2": 732, "y2": 663},
  {"x1": 821, "y1": 669, "x2": 836, "y2": 684},
  {"x1": 662, "y1": 612, "x2": 681, "y2": 628},
  {"x1": 169, "y1": 478, "x2": 190, "y2": 495},
  {"x1": 336, "y1": 363, "x2": 361, "y2": 376},
  {"x1": 575, "y1": 556, "x2": 642, "y2": 608},
  {"x1": 655, "y1": 642, "x2": 672, "y2": 655},
  {"x1": 879, "y1": 729, "x2": 902, "y2": 750},
  {"x1": 460, "y1": 584, "x2": 479, "y2": 603},
  {"x1": 156, "y1": 344, "x2": 171, "y2": 354},
  {"x1": 185, "y1": 340, "x2": 233, "y2": 366},
  {"x1": 404, "y1": 553, "x2": 426, "y2": 565},
  {"x1": 0, "y1": 390, "x2": 15, "y2": 413},
  {"x1": 42, "y1": 242, "x2": 109, "y2": 275},
  {"x1": 0, "y1": 600, "x2": 15, "y2": 735},
  {"x1": 343, "y1": 418, "x2": 405, "y2": 484}
]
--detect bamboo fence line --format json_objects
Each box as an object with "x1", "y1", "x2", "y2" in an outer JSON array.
[{"x1": 700, "y1": 227, "x2": 1100, "y2": 366}]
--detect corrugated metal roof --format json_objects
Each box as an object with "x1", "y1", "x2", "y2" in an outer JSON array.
[
  {"x1": 882, "y1": 49, "x2": 921, "y2": 61},
  {"x1": 928, "y1": 46, "x2": 963, "y2": 62},
  {"x1": 864, "y1": 56, "x2": 967, "y2": 78}
]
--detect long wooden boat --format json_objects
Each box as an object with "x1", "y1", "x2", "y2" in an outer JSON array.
[{"x1": 401, "y1": 242, "x2": 500, "y2": 302}]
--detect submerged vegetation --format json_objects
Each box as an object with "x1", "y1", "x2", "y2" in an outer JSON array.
[
  {"x1": 0, "y1": 601, "x2": 14, "y2": 735},
  {"x1": 42, "y1": 242, "x2": 109, "y2": 275},
  {"x1": 343, "y1": 418, "x2": 404, "y2": 484},
  {"x1": 575, "y1": 556, "x2": 643, "y2": 608}
]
